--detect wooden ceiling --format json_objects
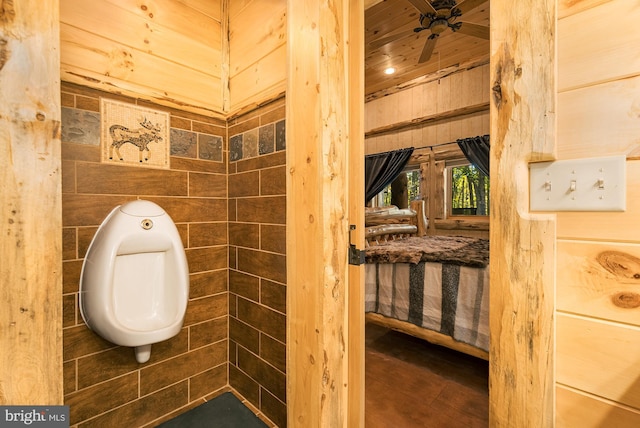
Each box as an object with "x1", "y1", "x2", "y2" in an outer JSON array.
[{"x1": 365, "y1": 0, "x2": 490, "y2": 99}]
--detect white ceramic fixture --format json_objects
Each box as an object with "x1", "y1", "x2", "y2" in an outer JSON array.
[{"x1": 79, "y1": 200, "x2": 189, "y2": 363}]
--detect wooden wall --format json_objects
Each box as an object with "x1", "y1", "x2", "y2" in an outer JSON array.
[
  {"x1": 228, "y1": 0, "x2": 287, "y2": 116},
  {"x1": 60, "y1": 83, "x2": 229, "y2": 426},
  {"x1": 0, "y1": 0, "x2": 63, "y2": 405},
  {"x1": 60, "y1": 0, "x2": 224, "y2": 117},
  {"x1": 555, "y1": 0, "x2": 640, "y2": 425}
]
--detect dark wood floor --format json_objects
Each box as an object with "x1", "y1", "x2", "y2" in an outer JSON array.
[{"x1": 365, "y1": 322, "x2": 489, "y2": 428}]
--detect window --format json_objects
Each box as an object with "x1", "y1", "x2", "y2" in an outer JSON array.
[
  {"x1": 448, "y1": 161, "x2": 489, "y2": 216},
  {"x1": 375, "y1": 168, "x2": 421, "y2": 208}
]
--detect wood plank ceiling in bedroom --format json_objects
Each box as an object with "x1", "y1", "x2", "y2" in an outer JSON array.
[{"x1": 364, "y1": 0, "x2": 490, "y2": 99}]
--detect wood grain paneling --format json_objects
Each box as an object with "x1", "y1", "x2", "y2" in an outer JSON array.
[
  {"x1": 557, "y1": 385, "x2": 640, "y2": 427},
  {"x1": 557, "y1": 313, "x2": 640, "y2": 410},
  {"x1": 558, "y1": 0, "x2": 640, "y2": 92},
  {"x1": 558, "y1": 240, "x2": 640, "y2": 326}
]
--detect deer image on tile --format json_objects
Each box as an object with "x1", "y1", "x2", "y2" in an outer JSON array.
[{"x1": 109, "y1": 117, "x2": 163, "y2": 163}]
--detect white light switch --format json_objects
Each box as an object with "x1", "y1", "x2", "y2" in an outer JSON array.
[{"x1": 529, "y1": 155, "x2": 626, "y2": 212}]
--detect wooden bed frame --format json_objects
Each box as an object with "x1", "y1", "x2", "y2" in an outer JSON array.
[{"x1": 364, "y1": 200, "x2": 489, "y2": 361}]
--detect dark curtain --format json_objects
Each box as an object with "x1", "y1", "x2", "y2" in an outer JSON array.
[
  {"x1": 365, "y1": 147, "x2": 414, "y2": 203},
  {"x1": 457, "y1": 135, "x2": 490, "y2": 176}
]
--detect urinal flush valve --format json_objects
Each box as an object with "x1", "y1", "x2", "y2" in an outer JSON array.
[{"x1": 141, "y1": 219, "x2": 154, "y2": 230}]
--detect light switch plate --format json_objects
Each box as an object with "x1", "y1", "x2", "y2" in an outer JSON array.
[{"x1": 529, "y1": 155, "x2": 626, "y2": 212}]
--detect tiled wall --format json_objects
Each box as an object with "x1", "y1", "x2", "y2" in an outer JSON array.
[
  {"x1": 227, "y1": 98, "x2": 287, "y2": 428},
  {"x1": 61, "y1": 82, "x2": 229, "y2": 427}
]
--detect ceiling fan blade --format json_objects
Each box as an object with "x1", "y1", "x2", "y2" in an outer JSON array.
[
  {"x1": 456, "y1": 22, "x2": 489, "y2": 39},
  {"x1": 418, "y1": 35, "x2": 438, "y2": 63},
  {"x1": 455, "y1": 0, "x2": 487, "y2": 15},
  {"x1": 369, "y1": 29, "x2": 418, "y2": 49},
  {"x1": 406, "y1": 0, "x2": 437, "y2": 15}
]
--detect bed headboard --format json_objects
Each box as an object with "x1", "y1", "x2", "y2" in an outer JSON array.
[{"x1": 365, "y1": 200, "x2": 428, "y2": 247}]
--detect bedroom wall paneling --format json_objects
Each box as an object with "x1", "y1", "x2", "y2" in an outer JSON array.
[
  {"x1": 227, "y1": 97, "x2": 287, "y2": 428},
  {"x1": 555, "y1": 0, "x2": 640, "y2": 425},
  {"x1": 60, "y1": 83, "x2": 229, "y2": 426},
  {"x1": 59, "y1": 0, "x2": 224, "y2": 116},
  {"x1": 489, "y1": 0, "x2": 556, "y2": 426},
  {"x1": 0, "y1": 0, "x2": 63, "y2": 405},
  {"x1": 228, "y1": 0, "x2": 287, "y2": 115},
  {"x1": 287, "y1": 0, "x2": 365, "y2": 425}
]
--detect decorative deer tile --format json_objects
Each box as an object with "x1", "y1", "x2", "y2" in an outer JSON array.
[{"x1": 101, "y1": 98, "x2": 170, "y2": 169}]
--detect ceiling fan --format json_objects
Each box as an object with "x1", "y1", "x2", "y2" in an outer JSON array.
[{"x1": 370, "y1": 0, "x2": 489, "y2": 64}]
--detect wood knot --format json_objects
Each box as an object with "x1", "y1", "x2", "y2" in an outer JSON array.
[
  {"x1": 597, "y1": 251, "x2": 640, "y2": 281},
  {"x1": 611, "y1": 292, "x2": 640, "y2": 309}
]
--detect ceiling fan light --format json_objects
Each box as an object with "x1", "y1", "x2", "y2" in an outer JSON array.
[{"x1": 384, "y1": 67, "x2": 396, "y2": 75}]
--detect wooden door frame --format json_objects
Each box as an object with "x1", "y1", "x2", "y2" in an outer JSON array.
[{"x1": 286, "y1": 0, "x2": 556, "y2": 426}]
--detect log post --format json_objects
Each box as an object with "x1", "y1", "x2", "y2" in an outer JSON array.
[
  {"x1": 286, "y1": 0, "x2": 364, "y2": 426},
  {"x1": 0, "y1": 0, "x2": 62, "y2": 404}
]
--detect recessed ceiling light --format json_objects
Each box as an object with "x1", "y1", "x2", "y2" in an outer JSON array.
[{"x1": 384, "y1": 67, "x2": 396, "y2": 75}]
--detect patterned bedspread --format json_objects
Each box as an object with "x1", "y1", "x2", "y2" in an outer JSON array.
[{"x1": 365, "y1": 236, "x2": 490, "y2": 352}]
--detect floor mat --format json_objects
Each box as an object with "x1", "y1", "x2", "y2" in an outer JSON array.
[{"x1": 157, "y1": 392, "x2": 269, "y2": 428}]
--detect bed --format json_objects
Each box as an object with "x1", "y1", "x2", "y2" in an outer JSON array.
[{"x1": 364, "y1": 204, "x2": 490, "y2": 360}]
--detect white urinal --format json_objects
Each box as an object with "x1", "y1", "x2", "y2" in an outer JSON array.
[{"x1": 79, "y1": 200, "x2": 189, "y2": 363}]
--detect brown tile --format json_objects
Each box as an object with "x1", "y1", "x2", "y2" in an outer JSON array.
[
  {"x1": 236, "y1": 196, "x2": 285, "y2": 224},
  {"x1": 192, "y1": 121, "x2": 226, "y2": 136},
  {"x1": 229, "y1": 117, "x2": 260, "y2": 137},
  {"x1": 65, "y1": 372, "x2": 138, "y2": 425},
  {"x1": 76, "y1": 329, "x2": 188, "y2": 389},
  {"x1": 75, "y1": 162, "x2": 188, "y2": 196},
  {"x1": 237, "y1": 248, "x2": 286, "y2": 284},
  {"x1": 170, "y1": 116, "x2": 191, "y2": 131},
  {"x1": 189, "y1": 222, "x2": 227, "y2": 248},
  {"x1": 230, "y1": 339, "x2": 238, "y2": 366},
  {"x1": 229, "y1": 246, "x2": 237, "y2": 270},
  {"x1": 62, "y1": 227, "x2": 77, "y2": 260},
  {"x1": 228, "y1": 170, "x2": 259, "y2": 197},
  {"x1": 76, "y1": 347, "x2": 140, "y2": 390},
  {"x1": 78, "y1": 381, "x2": 189, "y2": 428},
  {"x1": 229, "y1": 222, "x2": 259, "y2": 249},
  {"x1": 229, "y1": 317, "x2": 260, "y2": 355},
  {"x1": 170, "y1": 156, "x2": 227, "y2": 174},
  {"x1": 62, "y1": 194, "x2": 132, "y2": 227},
  {"x1": 261, "y1": 388, "x2": 287, "y2": 428},
  {"x1": 229, "y1": 294, "x2": 237, "y2": 318},
  {"x1": 75, "y1": 95, "x2": 100, "y2": 112},
  {"x1": 62, "y1": 160, "x2": 76, "y2": 194},
  {"x1": 63, "y1": 325, "x2": 116, "y2": 361},
  {"x1": 237, "y1": 298, "x2": 286, "y2": 343},
  {"x1": 189, "y1": 172, "x2": 226, "y2": 198},
  {"x1": 189, "y1": 270, "x2": 227, "y2": 299},
  {"x1": 61, "y1": 142, "x2": 100, "y2": 162},
  {"x1": 261, "y1": 224, "x2": 286, "y2": 254},
  {"x1": 190, "y1": 364, "x2": 227, "y2": 400},
  {"x1": 145, "y1": 197, "x2": 227, "y2": 223},
  {"x1": 184, "y1": 293, "x2": 228, "y2": 326},
  {"x1": 63, "y1": 260, "x2": 82, "y2": 294},
  {"x1": 63, "y1": 360, "x2": 76, "y2": 395},
  {"x1": 229, "y1": 364, "x2": 260, "y2": 407},
  {"x1": 261, "y1": 334, "x2": 286, "y2": 373},
  {"x1": 176, "y1": 222, "x2": 188, "y2": 248},
  {"x1": 260, "y1": 105, "x2": 286, "y2": 125},
  {"x1": 190, "y1": 317, "x2": 227, "y2": 349},
  {"x1": 61, "y1": 92, "x2": 75, "y2": 108},
  {"x1": 261, "y1": 279, "x2": 286, "y2": 314},
  {"x1": 229, "y1": 270, "x2": 260, "y2": 302},
  {"x1": 186, "y1": 246, "x2": 227, "y2": 273},
  {"x1": 260, "y1": 166, "x2": 285, "y2": 196},
  {"x1": 140, "y1": 341, "x2": 226, "y2": 395},
  {"x1": 77, "y1": 227, "x2": 98, "y2": 258},
  {"x1": 228, "y1": 198, "x2": 237, "y2": 222},
  {"x1": 63, "y1": 293, "x2": 77, "y2": 328},
  {"x1": 237, "y1": 347, "x2": 286, "y2": 402},
  {"x1": 236, "y1": 151, "x2": 285, "y2": 173}
]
